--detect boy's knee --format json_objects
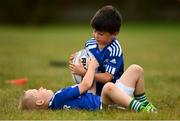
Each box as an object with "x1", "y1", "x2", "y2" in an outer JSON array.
[
  {"x1": 103, "y1": 82, "x2": 115, "y2": 93},
  {"x1": 129, "y1": 64, "x2": 144, "y2": 74}
]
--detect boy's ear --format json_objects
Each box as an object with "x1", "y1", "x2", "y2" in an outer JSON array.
[{"x1": 35, "y1": 99, "x2": 45, "y2": 106}]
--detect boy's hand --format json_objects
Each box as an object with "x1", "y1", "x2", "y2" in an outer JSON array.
[
  {"x1": 69, "y1": 53, "x2": 76, "y2": 64},
  {"x1": 69, "y1": 59, "x2": 87, "y2": 77}
]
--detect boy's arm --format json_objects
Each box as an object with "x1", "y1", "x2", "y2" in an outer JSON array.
[
  {"x1": 94, "y1": 72, "x2": 113, "y2": 83},
  {"x1": 69, "y1": 54, "x2": 120, "y2": 84},
  {"x1": 70, "y1": 61, "x2": 113, "y2": 84},
  {"x1": 80, "y1": 71, "x2": 113, "y2": 83},
  {"x1": 78, "y1": 58, "x2": 99, "y2": 94},
  {"x1": 71, "y1": 64, "x2": 113, "y2": 84}
]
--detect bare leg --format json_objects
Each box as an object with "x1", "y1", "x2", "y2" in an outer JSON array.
[
  {"x1": 101, "y1": 82, "x2": 157, "y2": 112},
  {"x1": 116, "y1": 64, "x2": 158, "y2": 111},
  {"x1": 116, "y1": 64, "x2": 145, "y2": 95},
  {"x1": 101, "y1": 82, "x2": 132, "y2": 107}
]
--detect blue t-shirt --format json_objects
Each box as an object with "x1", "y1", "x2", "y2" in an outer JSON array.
[
  {"x1": 48, "y1": 85, "x2": 101, "y2": 110},
  {"x1": 85, "y1": 38, "x2": 124, "y2": 95}
]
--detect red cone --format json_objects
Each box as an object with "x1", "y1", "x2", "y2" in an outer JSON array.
[{"x1": 7, "y1": 78, "x2": 28, "y2": 86}]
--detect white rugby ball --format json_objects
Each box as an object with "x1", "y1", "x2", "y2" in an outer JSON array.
[{"x1": 72, "y1": 49, "x2": 94, "y2": 84}]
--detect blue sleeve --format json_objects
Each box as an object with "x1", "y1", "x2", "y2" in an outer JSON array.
[
  {"x1": 53, "y1": 85, "x2": 80, "y2": 104},
  {"x1": 49, "y1": 85, "x2": 82, "y2": 109}
]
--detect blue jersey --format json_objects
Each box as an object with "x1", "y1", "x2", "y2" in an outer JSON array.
[
  {"x1": 48, "y1": 85, "x2": 101, "y2": 111},
  {"x1": 85, "y1": 38, "x2": 124, "y2": 95}
]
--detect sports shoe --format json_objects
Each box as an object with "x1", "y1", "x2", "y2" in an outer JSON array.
[{"x1": 142, "y1": 102, "x2": 158, "y2": 113}]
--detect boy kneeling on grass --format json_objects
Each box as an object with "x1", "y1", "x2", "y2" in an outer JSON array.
[{"x1": 19, "y1": 57, "x2": 157, "y2": 112}]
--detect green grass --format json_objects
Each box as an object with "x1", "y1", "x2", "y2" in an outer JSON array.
[{"x1": 0, "y1": 22, "x2": 180, "y2": 119}]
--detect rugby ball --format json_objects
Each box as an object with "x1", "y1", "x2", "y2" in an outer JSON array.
[{"x1": 72, "y1": 49, "x2": 94, "y2": 84}]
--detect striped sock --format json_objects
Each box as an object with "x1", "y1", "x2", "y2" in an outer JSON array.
[
  {"x1": 129, "y1": 99, "x2": 144, "y2": 112},
  {"x1": 134, "y1": 92, "x2": 149, "y2": 106}
]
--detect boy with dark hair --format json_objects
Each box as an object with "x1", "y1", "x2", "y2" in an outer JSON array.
[
  {"x1": 91, "y1": 5, "x2": 121, "y2": 34},
  {"x1": 70, "y1": 5, "x2": 124, "y2": 95}
]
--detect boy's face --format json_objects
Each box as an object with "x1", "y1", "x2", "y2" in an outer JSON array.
[
  {"x1": 26, "y1": 87, "x2": 54, "y2": 101},
  {"x1": 93, "y1": 30, "x2": 115, "y2": 46}
]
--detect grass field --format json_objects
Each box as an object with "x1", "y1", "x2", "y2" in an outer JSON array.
[{"x1": 0, "y1": 22, "x2": 180, "y2": 120}]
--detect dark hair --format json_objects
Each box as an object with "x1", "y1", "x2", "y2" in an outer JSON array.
[{"x1": 90, "y1": 5, "x2": 122, "y2": 34}]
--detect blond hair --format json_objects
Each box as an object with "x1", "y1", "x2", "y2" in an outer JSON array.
[{"x1": 19, "y1": 91, "x2": 38, "y2": 110}]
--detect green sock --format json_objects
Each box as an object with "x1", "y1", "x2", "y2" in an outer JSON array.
[
  {"x1": 129, "y1": 99, "x2": 144, "y2": 112},
  {"x1": 134, "y1": 92, "x2": 149, "y2": 106}
]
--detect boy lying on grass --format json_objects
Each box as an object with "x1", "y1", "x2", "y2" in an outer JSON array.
[{"x1": 19, "y1": 57, "x2": 157, "y2": 112}]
